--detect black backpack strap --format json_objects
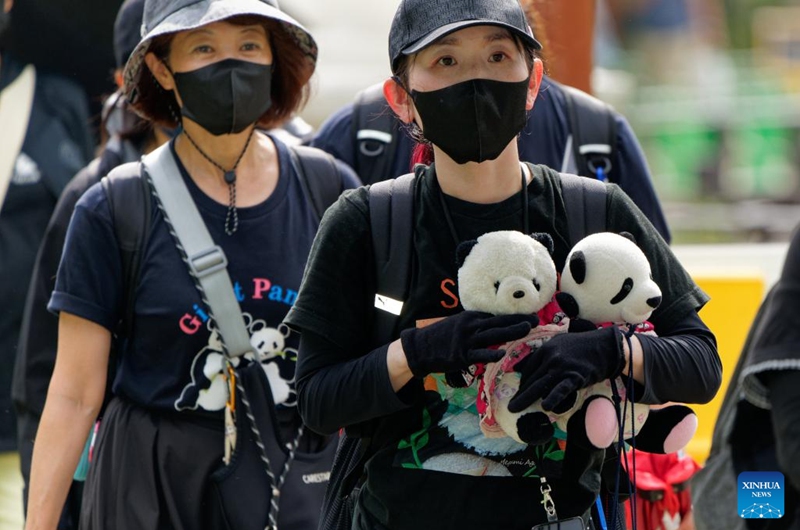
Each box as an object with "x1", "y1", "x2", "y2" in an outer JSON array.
[
  {"x1": 353, "y1": 83, "x2": 400, "y2": 184},
  {"x1": 319, "y1": 170, "x2": 418, "y2": 530},
  {"x1": 98, "y1": 161, "x2": 150, "y2": 416},
  {"x1": 368, "y1": 171, "x2": 418, "y2": 347},
  {"x1": 101, "y1": 161, "x2": 151, "y2": 338},
  {"x1": 559, "y1": 172, "x2": 608, "y2": 243},
  {"x1": 289, "y1": 144, "x2": 343, "y2": 222},
  {"x1": 560, "y1": 83, "x2": 617, "y2": 182}
]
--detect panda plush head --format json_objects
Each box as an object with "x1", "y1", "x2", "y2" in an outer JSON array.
[
  {"x1": 457, "y1": 231, "x2": 557, "y2": 316},
  {"x1": 558, "y1": 232, "x2": 662, "y2": 325}
]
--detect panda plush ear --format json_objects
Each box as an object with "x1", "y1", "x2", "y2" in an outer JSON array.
[
  {"x1": 568, "y1": 250, "x2": 586, "y2": 284},
  {"x1": 529, "y1": 233, "x2": 554, "y2": 254},
  {"x1": 456, "y1": 240, "x2": 479, "y2": 268},
  {"x1": 619, "y1": 231, "x2": 637, "y2": 244}
]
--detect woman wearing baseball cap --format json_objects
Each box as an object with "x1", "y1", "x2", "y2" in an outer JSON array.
[
  {"x1": 286, "y1": 0, "x2": 721, "y2": 528},
  {"x1": 24, "y1": 1, "x2": 359, "y2": 529}
]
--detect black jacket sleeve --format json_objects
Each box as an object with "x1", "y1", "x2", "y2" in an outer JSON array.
[
  {"x1": 296, "y1": 310, "x2": 722, "y2": 435},
  {"x1": 295, "y1": 331, "x2": 420, "y2": 435},
  {"x1": 636, "y1": 310, "x2": 721, "y2": 405}
]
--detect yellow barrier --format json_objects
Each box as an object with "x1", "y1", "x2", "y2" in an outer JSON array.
[{"x1": 682, "y1": 276, "x2": 765, "y2": 464}]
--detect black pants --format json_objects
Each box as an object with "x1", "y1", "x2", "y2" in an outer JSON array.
[{"x1": 79, "y1": 397, "x2": 227, "y2": 530}]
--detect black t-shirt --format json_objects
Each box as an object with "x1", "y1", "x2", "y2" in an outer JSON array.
[
  {"x1": 285, "y1": 163, "x2": 710, "y2": 529},
  {"x1": 49, "y1": 136, "x2": 356, "y2": 415}
]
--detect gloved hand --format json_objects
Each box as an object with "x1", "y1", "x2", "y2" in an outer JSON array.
[
  {"x1": 400, "y1": 311, "x2": 539, "y2": 378},
  {"x1": 507, "y1": 326, "x2": 625, "y2": 413}
]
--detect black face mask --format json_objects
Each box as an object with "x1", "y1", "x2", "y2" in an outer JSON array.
[
  {"x1": 172, "y1": 59, "x2": 273, "y2": 136},
  {"x1": 411, "y1": 77, "x2": 530, "y2": 164}
]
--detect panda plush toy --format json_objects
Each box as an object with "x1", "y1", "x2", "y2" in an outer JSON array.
[
  {"x1": 457, "y1": 230, "x2": 595, "y2": 445},
  {"x1": 556, "y1": 231, "x2": 698, "y2": 454}
]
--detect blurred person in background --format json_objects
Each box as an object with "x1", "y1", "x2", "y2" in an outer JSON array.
[
  {"x1": 11, "y1": 1, "x2": 165, "y2": 527},
  {"x1": 0, "y1": 0, "x2": 94, "y2": 528},
  {"x1": 692, "y1": 222, "x2": 800, "y2": 530},
  {"x1": 23, "y1": 0, "x2": 359, "y2": 527},
  {"x1": 308, "y1": 0, "x2": 672, "y2": 243},
  {"x1": 2, "y1": 0, "x2": 128, "y2": 126},
  {"x1": 605, "y1": 0, "x2": 731, "y2": 87},
  {"x1": 730, "y1": 223, "x2": 800, "y2": 528}
]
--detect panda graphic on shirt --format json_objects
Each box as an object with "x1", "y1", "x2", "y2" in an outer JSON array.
[{"x1": 174, "y1": 313, "x2": 298, "y2": 411}]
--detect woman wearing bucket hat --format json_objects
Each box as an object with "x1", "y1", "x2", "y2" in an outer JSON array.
[
  {"x1": 285, "y1": 0, "x2": 721, "y2": 528},
  {"x1": 24, "y1": 1, "x2": 359, "y2": 529}
]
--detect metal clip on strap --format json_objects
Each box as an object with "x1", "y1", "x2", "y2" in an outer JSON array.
[{"x1": 189, "y1": 246, "x2": 228, "y2": 278}]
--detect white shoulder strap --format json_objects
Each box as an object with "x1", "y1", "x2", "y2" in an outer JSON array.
[
  {"x1": 0, "y1": 64, "x2": 36, "y2": 208},
  {"x1": 142, "y1": 144, "x2": 254, "y2": 358}
]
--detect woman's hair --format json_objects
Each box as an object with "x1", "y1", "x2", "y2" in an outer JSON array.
[
  {"x1": 131, "y1": 15, "x2": 312, "y2": 129},
  {"x1": 101, "y1": 99, "x2": 154, "y2": 148},
  {"x1": 517, "y1": 0, "x2": 550, "y2": 68}
]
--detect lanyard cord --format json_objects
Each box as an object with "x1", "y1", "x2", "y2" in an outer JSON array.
[
  {"x1": 182, "y1": 127, "x2": 255, "y2": 235},
  {"x1": 607, "y1": 325, "x2": 638, "y2": 530},
  {"x1": 436, "y1": 164, "x2": 530, "y2": 246},
  {"x1": 233, "y1": 368, "x2": 304, "y2": 530}
]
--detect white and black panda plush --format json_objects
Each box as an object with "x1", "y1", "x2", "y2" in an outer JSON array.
[
  {"x1": 556, "y1": 232, "x2": 698, "y2": 454},
  {"x1": 458, "y1": 230, "x2": 559, "y2": 316},
  {"x1": 558, "y1": 231, "x2": 662, "y2": 327},
  {"x1": 456, "y1": 230, "x2": 577, "y2": 445}
]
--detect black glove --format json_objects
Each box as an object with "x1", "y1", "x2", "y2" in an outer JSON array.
[
  {"x1": 507, "y1": 326, "x2": 625, "y2": 413},
  {"x1": 400, "y1": 311, "x2": 539, "y2": 378}
]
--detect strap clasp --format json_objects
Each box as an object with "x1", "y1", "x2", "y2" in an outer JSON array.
[{"x1": 189, "y1": 246, "x2": 228, "y2": 278}]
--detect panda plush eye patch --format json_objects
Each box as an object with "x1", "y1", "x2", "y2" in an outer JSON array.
[{"x1": 609, "y1": 277, "x2": 634, "y2": 305}]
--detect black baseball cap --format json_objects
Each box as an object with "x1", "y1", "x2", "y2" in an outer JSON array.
[
  {"x1": 114, "y1": 0, "x2": 146, "y2": 70},
  {"x1": 389, "y1": 0, "x2": 541, "y2": 73}
]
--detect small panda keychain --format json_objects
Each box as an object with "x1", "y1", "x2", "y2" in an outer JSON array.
[{"x1": 223, "y1": 363, "x2": 237, "y2": 465}]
